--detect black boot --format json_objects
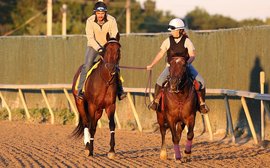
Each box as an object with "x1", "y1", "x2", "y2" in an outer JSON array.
[
  {"x1": 117, "y1": 73, "x2": 127, "y2": 100},
  {"x1": 148, "y1": 84, "x2": 162, "y2": 111},
  {"x1": 196, "y1": 88, "x2": 209, "y2": 114},
  {"x1": 77, "y1": 89, "x2": 84, "y2": 100}
]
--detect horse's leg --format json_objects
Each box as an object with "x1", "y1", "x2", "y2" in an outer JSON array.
[
  {"x1": 74, "y1": 99, "x2": 92, "y2": 156},
  {"x1": 167, "y1": 116, "x2": 181, "y2": 161},
  {"x1": 75, "y1": 99, "x2": 89, "y2": 128},
  {"x1": 183, "y1": 120, "x2": 195, "y2": 163},
  {"x1": 157, "y1": 111, "x2": 167, "y2": 160},
  {"x1": 85, "y1": 104, "x2": 101, "y2": 156},
  {"x1": 105, "y1": 104, "x2": 116, "y2": 159}
]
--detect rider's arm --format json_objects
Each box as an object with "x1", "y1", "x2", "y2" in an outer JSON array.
[
  {"x1": 147, "y1": 49, "x2": 166, "y2": 70},
  {"x1": 108, "y1": 15, "x2": 119, "y2": 38},
  {"x1": 147, "y1": 38, "x2": 169, "y2": 70},
  {"x1": 185, "y1": 38, "x2": 196, "y2": 64},
  {"x1": 85, "y1": 17, "x2": 102, "y2": 51},
  {"x1": 187, "y1": 50, "x2": 195, "y2": 64}
]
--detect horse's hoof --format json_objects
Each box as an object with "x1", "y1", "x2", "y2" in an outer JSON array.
[
  {"x1": 160, "y1": 150, "x2": 167, "y2": 160},
  {"x1": 107, "y1": 152, "x2": 116, "y2": 159},
  {"x1": 173, "y1": 154, "x2": 182, "y2": 162},
  {"x1": 182, "y1": 153, "x2": 191, "y2": 163},
  {"x1": 84, "y1": 149, "x2": 91, "y2": 156},
  {"x1": 175, "y1": 159, "x2": 182, "y2": 163}
]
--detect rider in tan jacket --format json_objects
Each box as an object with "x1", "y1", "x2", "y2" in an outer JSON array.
[{"x1": 77, "y1": 1, "x2": 126, "y2": 100}]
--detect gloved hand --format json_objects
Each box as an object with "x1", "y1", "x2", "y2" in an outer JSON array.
[{"x1": 98, "y1": 47, "x2": 105, "y2": 56}]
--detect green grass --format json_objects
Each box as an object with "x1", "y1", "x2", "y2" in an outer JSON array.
[{"x1": 0, "y1": 108, "x2": 75, "y2": 125}]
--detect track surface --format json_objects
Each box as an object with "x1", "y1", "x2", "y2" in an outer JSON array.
[{"x1": 0, "y1": 121, "x2": 269, "y2": 168}]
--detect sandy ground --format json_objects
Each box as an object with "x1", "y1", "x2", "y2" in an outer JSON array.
[{"x1": 0, "y1": 121, "x2": 269, "y2": 168}]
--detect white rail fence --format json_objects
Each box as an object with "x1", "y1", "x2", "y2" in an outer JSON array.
[{"x1": 0, "y1": 83, "x2": 269, "y2": 144}]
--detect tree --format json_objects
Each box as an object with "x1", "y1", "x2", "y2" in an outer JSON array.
[
  {"x1": 185, "y1": 7, "x2": 268, "y2": 30},
  {"x1": 10, "y1": 0, "x2": 47, "y2": 35},
  {"x1": 0, "y1": 0, "x2": 17, "y2": 35}
]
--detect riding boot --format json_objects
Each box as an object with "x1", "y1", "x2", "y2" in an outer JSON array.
[
  {"x1": 77, "y1": 64, "x2": 93, "y2": 100},
  {"x1": 117, "y1": 73, "x2": 127, "y2": 100},
  {"x1": 196, "y1": 88, "x2": 210, "y2": 114},
  {"x1": 148, "y1": 84, "x2": 162, "y2": 111}
]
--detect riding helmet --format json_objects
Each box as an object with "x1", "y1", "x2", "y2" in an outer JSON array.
[
  {"x1": 93, "y1": 0, "x2": 108, "y2": 12},
  {"x1": 168, "y1": 18, "x2": 185, "y2": 31}
]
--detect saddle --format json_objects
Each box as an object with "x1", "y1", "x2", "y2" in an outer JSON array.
[
  {"x1": 75, "y1": 61, "x2": 101, "y2": 92},
  {"x1": 75, "y1": 60, "x2": 125, "y2": 93}
]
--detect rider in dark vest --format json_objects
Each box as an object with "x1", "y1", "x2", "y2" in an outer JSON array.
[
  {"x1": 167, "y1": 35, "x2": 189, "y2": 63},
  {"x1": 147, "y1": 18, "x2": 209, "y2": 113}
]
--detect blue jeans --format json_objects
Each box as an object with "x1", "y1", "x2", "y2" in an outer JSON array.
[{"x1": 77, "y1": 47, "x2": 99, "y2": 93}]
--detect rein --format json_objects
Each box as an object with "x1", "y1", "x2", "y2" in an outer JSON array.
[
  {"x1": 119, "y1": 65, "x2": 152, "y2": 106},
  {"x1": 168, "y1": 72, "x2": 189, "y2": 93},
  {"x1": 98, "y1": 57, "x2": 117, "y2": 85},
  {"x1": 98, "y1": 40, "x2": 121, "y2": 85}
]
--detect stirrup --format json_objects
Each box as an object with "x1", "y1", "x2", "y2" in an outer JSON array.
[
  {"x1": 199, "y1": 103, "x2": 209, "y2": 114},
  {"x1": 77, "y1": 91, "x2": 84, "y2": 100},
  {"x1": 148, "y1": 101, "x2": 159, "y2": 111},
  {"x1": 118, "y1": 92, "x2": 127, "y2": 100}
]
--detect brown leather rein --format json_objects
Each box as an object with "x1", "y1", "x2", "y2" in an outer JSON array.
[{"x1": 119, "y1": 65, "x2": 152, "y2": 106}]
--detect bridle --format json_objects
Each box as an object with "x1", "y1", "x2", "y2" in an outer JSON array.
[
  {"x1": 99, "y1": 39, "x2": 121, "y2": 85},
  {"x1": 168, "y1": 57, "x2": 188, "y2": 93},
  {"x1": 168, "y1": 72, "x2": 188, "y2": 93}
]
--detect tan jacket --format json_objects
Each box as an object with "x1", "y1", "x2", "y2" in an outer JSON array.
[{"x1": 85, "y1": 14, "x2": 118, "y2": 51}]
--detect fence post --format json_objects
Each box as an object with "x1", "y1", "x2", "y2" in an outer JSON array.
[
  {"x1": 203, "y1": 114, "x2": 213, "y2": 141},
  {"x1": 63, "y1": 88, "x2": 79, "y2": 125},
  {"x1": 224, "y1": 94, "x2": 235, "y2": 143},
  {"x1": 0, "y1": 91, "x2": 12, "y2": 121},
  {"x1": 127, "y1": 92, "x2": 142, "y2": 132},
  {"x1": 41, "y1": 89, "x2": 54, "y2": 124},
  {"x1": 18, "y1": 89, "x2": 31, "y2": 120},
  {"x1": 115, "y1": 108, "x2": 122, "y2": 129},
  {"x1": 260, "y1": 71, "x2": 265, "y2": 141},
  {"x1": 241, "y1": 97, "x2": 258, "y2": 144}
]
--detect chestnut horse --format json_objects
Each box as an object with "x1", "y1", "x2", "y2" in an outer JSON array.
[
  {"x1": 72, "y1": 33, "x2": 121, "y2": 159},
  {"x1": 157, "y1": 56, "x2": 198, "y2": 162}
]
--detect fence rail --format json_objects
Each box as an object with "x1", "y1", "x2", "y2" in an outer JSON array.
[{"x1": 0, "y1": 84, "x2": 270, "y2": 144}]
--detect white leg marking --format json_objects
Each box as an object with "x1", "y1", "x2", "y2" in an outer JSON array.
[{"x1": 84, "y1": 128, "x2": 90, "y2": 145}]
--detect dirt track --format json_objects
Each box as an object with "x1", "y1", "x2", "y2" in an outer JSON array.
[{"x1": 0, "y1": 121, "x2": 270, "y2": 168}]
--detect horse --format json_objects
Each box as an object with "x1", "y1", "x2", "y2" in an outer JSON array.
[
  {"x1": 156, "y1": 56, "x2": 198, "y2": 162},
  {"x1": 71, "y1": 33, "x2": 121, "y2": 159}
]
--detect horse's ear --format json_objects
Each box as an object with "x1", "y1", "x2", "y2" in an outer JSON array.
[
  {"x1": 106, "y1": 32, "x2": 110, "y2": 41},
  {"x1": 115, "y1": 33, "x2": 120, "y2": 42}
]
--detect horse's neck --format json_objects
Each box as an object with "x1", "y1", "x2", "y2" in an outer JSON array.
[{"x1": 97, "y1": 62, "x2": 116, "y2": 85}]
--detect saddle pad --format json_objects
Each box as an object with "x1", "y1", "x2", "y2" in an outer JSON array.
[{"x1": 75, "y1": 61, "x2": 101, "y2": 92}]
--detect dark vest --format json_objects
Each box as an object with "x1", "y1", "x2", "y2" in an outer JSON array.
[{"x1": 166, "y1": 35, "x2": 189, "y2": 63}]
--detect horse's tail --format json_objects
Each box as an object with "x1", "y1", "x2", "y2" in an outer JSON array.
[
  {"x1": 71, "y1": 115, "x2": 85, "y2": 138},
  {"x1": 71, "y1": 64, "x2": 89, "y2": 138}
]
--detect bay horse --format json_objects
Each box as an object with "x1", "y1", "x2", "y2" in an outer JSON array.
[
  {"x1": 157, "y1": 56, "x2": 198, "y2": 162},
  {"x1": 72, "y1": 33, "x2": 121, "y2": 159}
]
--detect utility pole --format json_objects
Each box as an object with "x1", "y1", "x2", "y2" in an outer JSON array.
[
  {"x1": 47, "y1": 0, "x2": 52, "y2": 36},
  {"x1": 62, "y1": 4, "x2": 67, "y2": 36},
  {"x1": 126, "y1": 0, "x2": 131, "y2": 34}
]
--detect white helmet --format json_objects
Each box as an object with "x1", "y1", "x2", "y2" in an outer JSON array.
[{"x1": 168, "y1": 18, "x2": 185, "y2": 31}]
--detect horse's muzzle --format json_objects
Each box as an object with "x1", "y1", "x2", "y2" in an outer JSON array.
[{"x1": 169, "y1": 77, "x2": 180, "y2": 93}]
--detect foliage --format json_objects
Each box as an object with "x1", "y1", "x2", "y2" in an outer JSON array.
[
  {"x1": 185, "y1": 7, "x2": 268, "y2": 30},
  {"x1": 0, "y1": 108, "x2": 75, "y2": 125},
  {"x1": 0, "y1": 0, "x2": 269, "y2": 35},
  {"x1": 0, "y1": 0, "x2": 17, "y2": 35}
]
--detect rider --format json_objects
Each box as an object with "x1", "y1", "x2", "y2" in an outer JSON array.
[
  {"x1": 146, "y1": 18, "x2": 209, "y2": 113},
  {"x1": 77, "y1": 0, "x2": 127, "y2": 100}
]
